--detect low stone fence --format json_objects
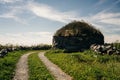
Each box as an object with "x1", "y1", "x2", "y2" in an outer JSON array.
[
  {"x1": 90, "y1": 44, "x2": 120, "y2": 55},
  {"x1": 0, "y1": 47, "x2": 17, "y2": 57}
]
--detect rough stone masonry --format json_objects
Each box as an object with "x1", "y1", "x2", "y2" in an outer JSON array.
[{"x1": 53, "y1": 21, "x2": 104, "y2": 52}]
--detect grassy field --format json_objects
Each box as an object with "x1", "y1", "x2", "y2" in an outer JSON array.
[
  {"x1": 45, "y1": 50, "x2": 120, "y2": 80},
  {"x1": 0, "y1": 50, "x2": 28, "y2": 80},
  {"x1": 28, "y1": 53, "x2": 54, "y2": 80}
]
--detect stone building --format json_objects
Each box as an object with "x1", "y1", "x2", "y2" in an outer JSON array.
[{"x1": 53, "y1": 21, "x2": 104, "y2": 51}]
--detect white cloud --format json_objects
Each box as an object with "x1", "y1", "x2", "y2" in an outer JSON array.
[
  {"x1": 0, "y1": 0, "x2": 20, "y2": 3},
  {"x1": 89, "y1": 12, "x2": 120, "y2": 26},
  {"x1": 0, "y1": 12, "x2": 25, "y2": 24},
  {"x1": 92, "y1": 12, "x2": 120, "y2": 20},
  {"x1": 28, "y1": 3, "x2": 78, "y2": 23},
  {"x1": 0, "y1": 32, "x2": 53, "y2": 46},
  {"x1": 105, "y1": 35, "x2": 120, "y2": 43},
  {"x1": 92, "y1": 0, "x2": 120, "y2": 26},
  {"x1": 79, "y1": 11, "x2": 120, "y2": 43},
  {"x1": 95, "y1": 0, "x2": 107, "y2": 6},
  {"x1": 94, "y1": 0, "x2": 120, "y2": 13},
  {"x1": 0, "y1": 12, "x2": 15, "y2": 18},
  {"x1": 0, "y1": 0, "x2": 120, "y2": 26},
  {"x1": 100, "y1": 18, "x2": 120, "y2": 26},
  {"x1": 0, "y1": 6, "x2": 28, "y2": 24},
  {"x1": 0, "y1": 0, "x2": 120, "y2": 44},
  {"x1": 0, "y1": 1, "x2": 78, "y2": 23}
]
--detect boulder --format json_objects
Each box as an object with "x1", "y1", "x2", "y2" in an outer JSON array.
[
  {"x1": 90, "y1": 44, "x2": 120, "y2": 55},
  {"x1": 53, "y1": 21, "x2": 104, "y2": 51}
]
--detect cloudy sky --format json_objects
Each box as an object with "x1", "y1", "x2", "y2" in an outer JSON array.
[{"x1": 0, "y1": 0, "x2": 120, "y2": 46}]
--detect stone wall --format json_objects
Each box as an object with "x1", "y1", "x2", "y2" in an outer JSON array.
[
  {"x1": 53, "y1": 36, "x2": 104, "y2": 51},
  {"x1": 90, "y1": 44, "x2": 120, "y2": 55}
]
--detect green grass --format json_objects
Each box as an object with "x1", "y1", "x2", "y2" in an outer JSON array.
[
  {"x1": 28, "y1": 53, "x2": 54, "y2": 80},
  {"x1": 45, "y1": 50, "x2": 120, "y2": 80},
  {"x1": 0, "y1": 50, "x2": 28, "y2": 80}
]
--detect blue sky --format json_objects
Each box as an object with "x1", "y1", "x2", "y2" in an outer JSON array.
[{"x1": 0, "y1": 0, "x2": 120, "y2": 46}]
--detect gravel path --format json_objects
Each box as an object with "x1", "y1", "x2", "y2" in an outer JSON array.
[
  {"x1": 13, "y1": 52, "x2": 34, "y2": 80},
  {"x1": 38, "y1": 52, "x2": 72, "y2": 80}
]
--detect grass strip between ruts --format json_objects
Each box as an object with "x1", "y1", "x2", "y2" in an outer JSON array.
[{"x1": 28, "y1": 52, "x2": 54, "y2": 80}]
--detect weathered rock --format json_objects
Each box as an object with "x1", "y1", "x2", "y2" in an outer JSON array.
[
  {"x1": 90, "y1": 44, "x2": 120, "y2": 55},
  {"x1": 53, "y1": 21, "x2": 104, "y2": 51},
  {"x1": 0, "y1": 49, "x2": 8, "y2": 57}
]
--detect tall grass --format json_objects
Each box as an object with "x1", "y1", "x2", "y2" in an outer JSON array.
[
  {"x1": 28, "y1": 53, "x2": 54, "y2": 80},
  {"x1": 0, "y1": 50, "x2": 28, "y2": 80},
  {"x1": 46, "y1": 50, "x2": 120, "y2": 80}
]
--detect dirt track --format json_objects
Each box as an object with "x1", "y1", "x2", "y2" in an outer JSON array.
[
  {"x1": 13, "y1": 52, "x2": 33, "y2": 80},
  {"x1": 38, "y1": 52, "x2": 72, "y2": 80},
  {"x1": 13, "y1": 52, "x2": 72, "y2": 80}
]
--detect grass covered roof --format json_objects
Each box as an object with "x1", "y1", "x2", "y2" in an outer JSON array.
[{"x1": 54, "y1": 21, "x2": 103, "y2": 37}]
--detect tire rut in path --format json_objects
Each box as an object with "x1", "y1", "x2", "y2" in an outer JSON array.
[
  {"x1": 38, "y1": 52, "x2": 72, "y2": 80},
  {"x1": 13, "y1": 52, "x2": 34, "y2": 80}
]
